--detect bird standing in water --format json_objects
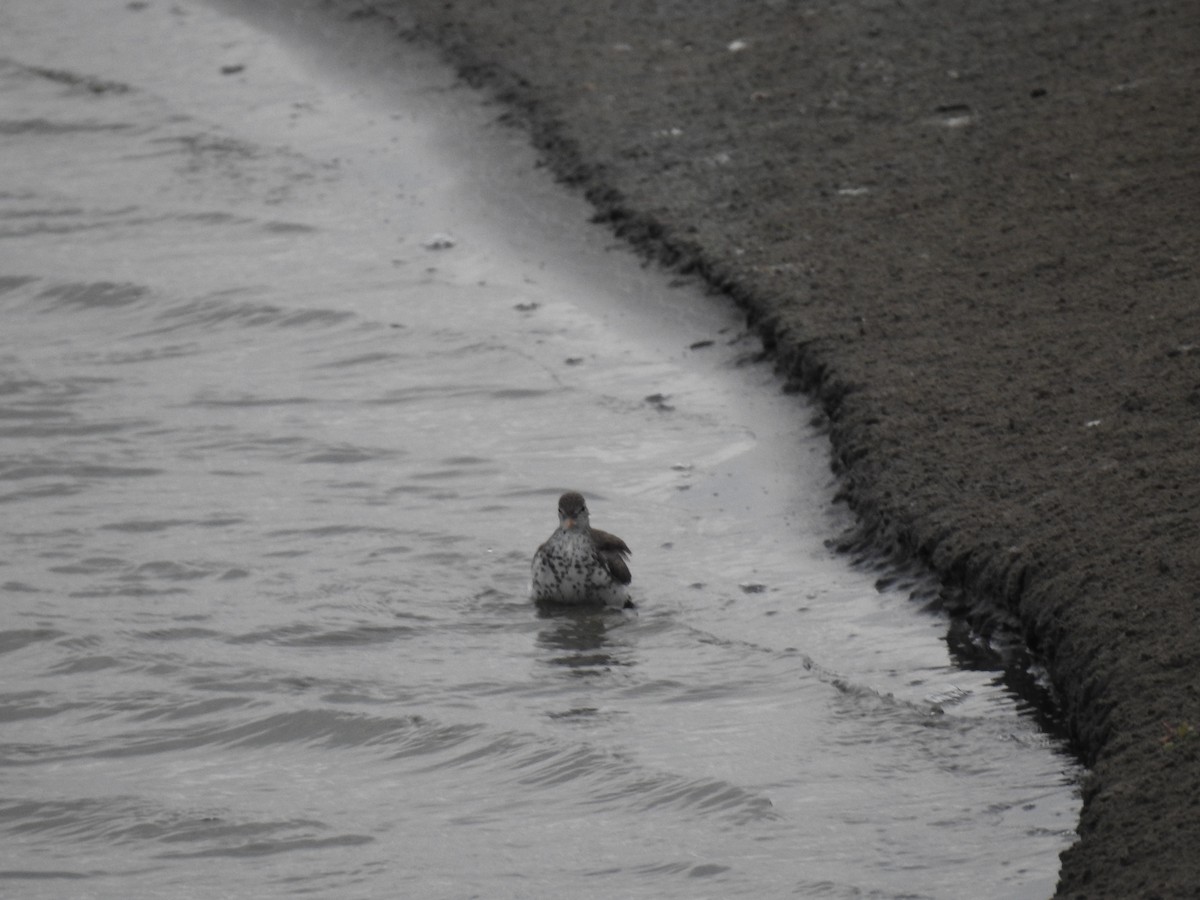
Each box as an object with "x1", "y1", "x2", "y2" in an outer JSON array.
[{"x1": 531, "y1": 491, "x2": 633, "y2": 609}]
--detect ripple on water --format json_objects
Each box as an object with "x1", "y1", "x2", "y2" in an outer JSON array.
[
  {"x1": 38, "y1": 281, "x2": 148, "y2": 310},
  {"x1": 99, "y1": 518, "x2": 242, "y2": 534},
  {"x1": 226, "y1": 623, "x2": 417, "y2": 648},
  {"x1": 144, "y1": 294, "x2": 355, "y2": 335},
  {"x1": 0, "y1": 462, "x2": 162, "y2": 481},
  {"x1": 0, "y1": 795, "x2": 371, "y2": 860},
  {"x1": 0, "y1": 629, "x2": 66, "y2": 655}
]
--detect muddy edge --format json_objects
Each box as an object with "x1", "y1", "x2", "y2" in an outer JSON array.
[{"x1": 340, "y1": 1, "x2": 1197, "y2": 895}]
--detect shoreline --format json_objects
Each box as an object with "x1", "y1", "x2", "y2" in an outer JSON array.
[{"x1": 344, "y1": 0, "x2": 1199, "y2": 894}]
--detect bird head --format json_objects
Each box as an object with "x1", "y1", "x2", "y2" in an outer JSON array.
[{"x1": 557, "y1": 491, "x2": 589, "y2": 530}]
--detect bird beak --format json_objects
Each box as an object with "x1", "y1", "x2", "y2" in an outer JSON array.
[{"x1": 562, "y1": 517, "x2": 576, "y2": 530}]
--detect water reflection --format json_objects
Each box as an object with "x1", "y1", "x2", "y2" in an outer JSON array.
[{"x1": 535, "y1": 604, "x2": 634, "y2": 674}]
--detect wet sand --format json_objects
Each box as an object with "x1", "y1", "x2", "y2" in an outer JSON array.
[{"x1": 338, "y1": 1, "x2": 1198, "y2": 895}]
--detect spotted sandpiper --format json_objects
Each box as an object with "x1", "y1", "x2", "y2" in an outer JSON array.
[{"x1": 531, "y1": 491, "x2": 633, "y2": 609}]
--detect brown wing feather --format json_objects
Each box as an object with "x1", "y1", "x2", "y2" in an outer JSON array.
[{"x1": 591, "y1": 528, "x2": 632, "y2": 585}]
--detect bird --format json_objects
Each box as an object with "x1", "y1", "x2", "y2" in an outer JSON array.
[{"x1": 531, "y1": 491, "x2": 633, "y2": 609}]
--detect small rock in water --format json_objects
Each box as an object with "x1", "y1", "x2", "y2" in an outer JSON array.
[
  {"x1": 422, "y1": 233, "x2": 457, "y2": 250},
  {"x1": 645, "y1": 393, "x2": 674, "y2": 411}
]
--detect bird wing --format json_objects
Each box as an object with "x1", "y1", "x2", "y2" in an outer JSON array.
[{"x1": 591, "y1": 528, "x2": 632, "y2": 585}]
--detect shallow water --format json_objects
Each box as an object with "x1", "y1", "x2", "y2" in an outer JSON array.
[{"x1": 0, "y1": 1, "x2": 1079, "y2": 897}]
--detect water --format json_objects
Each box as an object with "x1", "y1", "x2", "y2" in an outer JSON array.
[{"x1": 0, "y1": 1, "x2": 1079, "y2": 897}]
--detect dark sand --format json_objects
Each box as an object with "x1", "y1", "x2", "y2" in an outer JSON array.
[{"x1": 346, "y1": 1, "x2": 1198, "y2": 895}]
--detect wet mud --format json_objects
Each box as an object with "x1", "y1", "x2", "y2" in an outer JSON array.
[{"x1": 337, "y1": 1, "x2": 1198, "y2": 895}]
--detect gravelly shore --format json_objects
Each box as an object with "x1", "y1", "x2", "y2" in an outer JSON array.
[{"x1": 343, "y1": 1, "x2": 1199, "y2": 895}]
